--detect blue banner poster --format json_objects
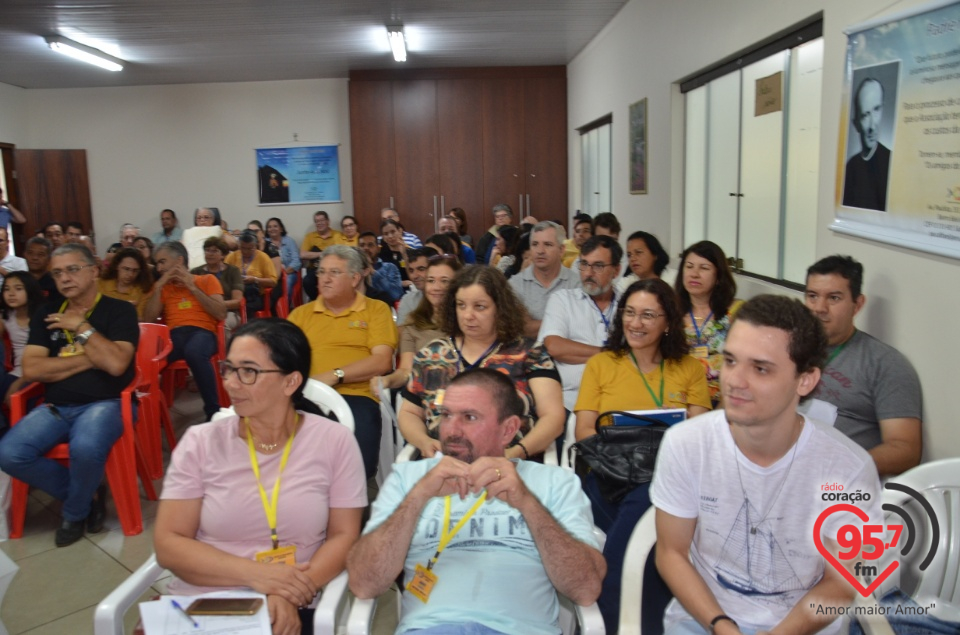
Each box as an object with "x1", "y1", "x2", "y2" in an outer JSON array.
[{"x1": 256, "y1": 145, "x2": 341, "y2": 205}]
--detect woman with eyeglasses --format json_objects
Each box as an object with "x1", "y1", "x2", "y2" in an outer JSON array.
[
  {"x1": 573, "y1": 278, "x2": 710, "y2": 633},
  {"x1": 339, "y1": 216, "x2": 359, "y2": 246},
  {"x1": 155, "y1": 319, "x2": 367, "y2": 635},
  {"x1": 675, "y1": 240, "x2": 741, "y2": 408},
  {"x1": 372, "y1": 255, "x2": 462, "y2": 395},
  {"x1": 97, "y1": 248, "x2": 154, "y2": 318},
  {"x1": 398, "y1": 265, "x2": 564, "y2": 459},
  {"x1": 182, "y1": 207, "x2": 238, "y2": 270}
]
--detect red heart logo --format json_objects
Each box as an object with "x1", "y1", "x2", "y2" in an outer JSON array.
[{"x1": 813, "y1": 503, "x2": 898, "y2": 597}]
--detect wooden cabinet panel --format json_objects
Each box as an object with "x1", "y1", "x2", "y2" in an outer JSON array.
[
  {"x1": 482, "y1": 78, "x2": 526, "y2": 223},
  {"x1": 349, "y1": 80, "x2": 395, "y2": 233},
  {"x1": 524, "y1": 77, "x2": 568, "y2": 221},
  {"x1": 392, "y1": 80, "x2": 440, "y2": 239},
  {"x1": 437, "y1": 78, "x2": 484, "y2": 237},
  {"x1": 13, "y1": 149, "x2": 91, "y2": 248}
]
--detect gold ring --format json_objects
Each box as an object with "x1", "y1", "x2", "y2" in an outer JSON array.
[
  {"x1": 495, "y1": 468, "x2": 502, "y2": 481},
  {"x1": 55, "y1": 316, "x2": 60, "y2": 321}
]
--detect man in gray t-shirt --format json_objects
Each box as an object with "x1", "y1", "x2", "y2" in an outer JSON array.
[{"x1": 805, "y1": 255, "x2": 922, "y2": 477}]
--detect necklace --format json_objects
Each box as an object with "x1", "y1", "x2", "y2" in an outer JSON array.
[
  {"x1": 257, "y1": 440, "x2": 279, "y2": 452},
  {"x1": 732, "y1": 419, "x2": 802, "y2": 535}
]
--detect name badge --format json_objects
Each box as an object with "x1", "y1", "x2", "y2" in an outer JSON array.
[
  {"x1": 178, "y1": 299, "x2": 193, "y2": 310},
  {"x1": 691, "y1": 345, "x2": 709, "y2": 359},
  {"x1": 58, "y1": 343, "x2": 85, "y2": 357},
  {"x1": 255, "y1": 544, "x2": 297, "y2": 565},
  {"x1": 406, "y1": 563, "x2": 438, "y2": 603}
]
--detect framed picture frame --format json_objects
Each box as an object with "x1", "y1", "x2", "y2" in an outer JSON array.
[{"x1": 629, "y1": 98, "x2": 647, "y2": 194}]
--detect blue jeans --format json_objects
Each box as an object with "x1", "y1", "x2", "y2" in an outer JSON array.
[
  {"x1": 342, "y1": 394, "x2": 381, "y2": 480},
  {"x1": 168, "y1": 325, "x2": 220, "y2": 419},
  {"x1": 0, "y1": 399, "x2": 124, "y2": 521}
]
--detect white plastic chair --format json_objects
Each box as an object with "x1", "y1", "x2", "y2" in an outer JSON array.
[
  {"x1": 560, "y1": 411, "x2": 578, "y2": 470},
  {"x1": 93, "y1": 554, "x2": 351, "y2": 635},
  {"x1": 210, "y1": 378, "x2": 355, "y2": 432},
  {"x1": 0, "y1": 549, "x2": 19, "y2": 635},
  {"x1": 619, "y1": 507, "x2": 658, "y2": 635}
]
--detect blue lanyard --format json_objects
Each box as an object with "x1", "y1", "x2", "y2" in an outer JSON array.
[
  {"x1": 591, "y1": 294, "x2": 616, "y2": 332},
  {"x1": 689, "y1": 310, "x2": 713, "y2": 345},
  {"x1": 452, "y1": 337, "x2": 500, "y2": 372}
]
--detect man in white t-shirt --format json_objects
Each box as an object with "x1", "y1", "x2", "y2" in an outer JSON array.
[{"x1": 650, "y1": 294, "x2": 881, "y2": 635}]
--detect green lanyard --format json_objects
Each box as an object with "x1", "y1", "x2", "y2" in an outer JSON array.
[
  {"x1": 629, "y1": 352, "x2": 664, "y2": 408},
  {"x1": 245, "y1": 415, "x2": 298, "y2": 549},
  {"x1": 825, "y1": 330, "x2": 855, "y2": 367}
]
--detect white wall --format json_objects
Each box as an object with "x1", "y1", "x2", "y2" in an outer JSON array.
[
  {"x1": 12, "y1": 78, "x2": 352, "y2": 244},
  {"x1": 567, "y1": 0, "x2": 957, "y2": 461},
  {"x1": 0, "y1": 82, "x2": 27, "y2": 147}
]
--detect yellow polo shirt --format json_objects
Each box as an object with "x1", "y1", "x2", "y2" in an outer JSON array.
[
  {"x1": 287, "y1": 293, "x2": 398, "y2": 400},
  {"x1": 562, "y1": 238, "x2": 580, "y2": 268},
  {"x1": 225, "y1": 250, "x2": 278, "y2": 284},
  {"x1": 301, "y1": 230, "x2": 344, "y2": 254}
]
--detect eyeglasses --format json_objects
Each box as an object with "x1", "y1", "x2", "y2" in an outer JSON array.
[
  {"x1": 578, "y1": 260, "x2": 614, "y2": 274},
  {"x1": 493, "y1": 213, "x2": 511, "y2": 221},
  {"x1": 622, "y1": 309, "x2": 665, "y2": 323},
  {"x1": 50, "y1": 264, "x2": 95, "y2": 279},
  {"x1": 317, "y1": 268, "x2": 351, "y2": 277},
  {"x1": 341, "y1": 222, "x2": 357, "y2": 228},
  {"x1": 219, "y1": 361, "x2": 286, "y2": 385}
]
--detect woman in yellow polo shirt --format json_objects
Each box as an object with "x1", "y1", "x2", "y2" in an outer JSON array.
[
  {"x1": 225, "y1": 231, "x2": 278, "y2": 319},
  {"x1": 574, "y1": 277, "x2": 710, "y2": 633},
  {"x1": 98, "y1": 248, "x2": 154, "y2": 318}
]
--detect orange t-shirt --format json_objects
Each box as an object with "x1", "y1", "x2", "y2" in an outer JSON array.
[{"x1": 158, "y1": 274, "x2": 224, "y2": 333}]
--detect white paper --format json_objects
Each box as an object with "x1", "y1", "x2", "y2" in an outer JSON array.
[{"x1": 139, "y1": 592, "x2": 271, "y2": 635}]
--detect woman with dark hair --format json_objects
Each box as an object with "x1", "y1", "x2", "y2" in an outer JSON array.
[
  {"x1": 616, "y1": 230, "x2": 670, "y2": 294},
  {"x1": 398, "y1": 265, "x2": 564, "y2": 459},
  {"x1": 574, "y1": 278, "x2": 710, "y2": 633},
  {"x1": 98, "y1": 247, "x2": 154, "y2": 318},
  {"x1": 489, "y1": 225, "x2": 521, "y2": 272},
  {"x1": 674, "y1": 240, "x2": 741, "y2": 408},
  {"x1": 422, "y1": 233, "x2": 458, "y2": 263},
  {"x1": 339, "y1": 215, "x2": 359, "y2": 247},
  {"x1": 447, "y1": 208, "x2": 471, "y2": 245},
  {"x1": 378, "y1": 219, "x2": 409, "y2": 285},
  {"x1": 502, "y1": 231, "x2": 531, "y2": 279},
  {"x1": 0, "y1": 271, "x2": 44, "y2": 402},
  {"x1": 155, "y1": 318, "x2": 367, "y2": 635},
  {"x1": 266, "y1": 217, "x2": 302, "y2": 308},
  {"x1": 191, "y1": 237, "x2": 244, "y2": 329}
]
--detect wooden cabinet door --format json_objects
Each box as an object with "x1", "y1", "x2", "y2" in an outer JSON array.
[
  {"x1": 392, "y1": 80, "x2": 440, "y2": 239},
  {"x1": 437, "y1": 78, "x2": 484, "y2": 237},
  {"x1": 13, "y1": 149, "x2": 92, "y2": 248},
  {"x1": 349, "y1": 80, "x2": 396, "y2": 233},
  {"x1": 482, "y1": 78, "x2": 526, "y2": 224},
  {"x1": 524, "y1": 76, "x2": 568, "y2": 222}
]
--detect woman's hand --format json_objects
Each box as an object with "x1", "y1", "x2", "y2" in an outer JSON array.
[
  {"x1": 416, "y1": 437, "x2": 443, "y2": 458},
  {"x1": 266, "y1": 595, "x2": 301, "y2": 635},
  {"x1": 249, "y1": 562, "x2": 316, "y2": 607}
]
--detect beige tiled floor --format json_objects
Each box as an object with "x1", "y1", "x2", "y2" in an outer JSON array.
[{"x1": 0, "y1": 388, "x2": 398, "y2": 634}]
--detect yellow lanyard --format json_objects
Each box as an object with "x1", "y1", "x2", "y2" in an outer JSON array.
[
  {"x1": 245, "y1": 415, "x2": 298, "y2": 549},
  {"x1": 58, "y1": 293, "x2": 102, "y2": 345},
  {"x1": 427, "y1": 492, "x2": 487, "y2": 571}
]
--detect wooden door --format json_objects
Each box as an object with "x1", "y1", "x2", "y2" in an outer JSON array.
[
  {"x1": 524, "y1": 76, "x2": 568, "y2": 222},
  {"x1": 437, "y1": 78, "x2": 484, "y2": 238},
  {"x1": 13, "y1": 149, "x2": 92, "y2": 249},
  {"x1": 392, "y1": 80, "x2": 440, "y2": 240},
  {"x1": 349, "y1": 80, "x2": 396, "y2": 234},
  {"x1": 482, "y1": 78, "x2": 526, "y2": 224}
]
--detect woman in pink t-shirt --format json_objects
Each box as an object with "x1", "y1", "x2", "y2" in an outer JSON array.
[{"x1": 155, "y1": 319, "x2": 367, "y2": 635}]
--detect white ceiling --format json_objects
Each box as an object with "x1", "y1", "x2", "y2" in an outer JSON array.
[{"x1": 0, "y1": 0, "x2": 629, "y2": 89}]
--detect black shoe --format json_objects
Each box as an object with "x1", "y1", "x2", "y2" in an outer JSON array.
[
  {"x1": 87, "y1": 484, "x2": 108, "y2": 534},
  {"x1": 55, "y1": 519, "x2": 85, "y2": 547}
]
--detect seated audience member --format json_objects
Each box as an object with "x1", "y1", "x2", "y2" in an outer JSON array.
[
  {"x1": 476, "y1": 203, "x2": 514, "y2": 264},
  {"x1": 97, "y1": 248, "x2": 153, "y2": 319},
  {"x1": 64, "y1": 222, "x2": 97, "y2": 256},
  {"x1": 438, "y1": 216, "x2": 476, "y2": 263},
  {"x1": 592, "y1": 212, "x2": 621, "y2": 240},
  {"x1": 24, "y1": 237, "x2": 61, "y2": 302},
  {"x1": 804, "y1": 255, "x2": 922, "y2": 476},
  {"x1": 399, "y1": 265, "x2": 564, "y2": 460},
  {"x1": 616, "y1": 229, "x2": 670, "y2": 293},
  {"x1": 396, "y1": 248, "x2": 435, "y2": 325},
  {"x1": 119, "y1": 223, "x2": 140, "y2": 248},
  {"x1": 355, "y1": 249, "x2": 394, "y2": 307},
  {"x1": 509, "y1": 221, "x2": 579, "y2": 338},
  {"x1": 651, "y1": 294, "x2": 881, "y2": 635},
  {"x1": 133, "y1": 236, "x2": 155, "y2": 267},
  {"x1": 151, "y1": 208, "x2": 183, "y2": 245},
  {"x1": 191, "y1": 237, "x2": 243, "y2": 330},
  {"x1": 226, "y1": 231, "x2": 278, "y2": 319},
  {"x1": 339, "y1": 215, "x2": 360, "y2": 247},
  {"x1": 155, "y1": 319, "x2": 367, "y2": 635},
  {"x1": 265, "y1": 217, "x2": 302, "y2": 309},
  {"x1": 540, "y1": 235, "x2": 622, "y2": 410},
  {"x1": 520, "y1": 215, "x2": 539, "y2": 233},
  {"x1": 422, "y1": 233, "x2": 459, "y2": 264},
  {"x1": 287, "y1": 245, "x2": 397, "y2": 479},
  {"x1": 490, "y1": 225, "x2": 520, "y2": 272},
  {"x1": 675, "y1": 240, "x2": 742, "y2": 408},
  {"x1": 182, "y1": 207, "x2": 238, "y2": 269},
  {"x1": 144, "y1": 241, "x2": 226, "y2": 420},
  {"x1": 0, "y1": 244, "x2": 139, "y2": 547},
  {"x1": 575, "y1": 278, "x2": 710, "y2": 632},
  {"x1": 447, "y1": 207, "x2": 472, "y2": 245},
  {"x1": 379, "y1": 219, "x2": 413, "y2": 288},
  {"x1": 358, "y1": 231, "x2": 403, "y2": 304},
  {"x1": 300, "y1": 210, "x2": 342, "y2": 302},
  {"x1": 380, "y1": 208, "x2": 422, "y2": 248},
  {"x1": 0, "y1": 271, "x2": 44, "y2": 403},
  {"x1": 245, "y1": 220, "x2": 279, "y2": 257},
  {"x1": 374, "y1": 255, "x2": 461, "y2": 394},
  {"x1": 501, "y1": 231, "x2": 532, "y2": 279},
  {"x1": 0, "y1": 226, "x2": 27, "y2": 288},
  {"x1": 43, "y1": 222, "x2": 66, "y2": 249},
  {"x1": 347, "y1": 369, "x2": 605, "y2": 634},
  {"x1": 0, "y1": 187, "x2": 26, "y2": 227},
  {"x1": 562, "y1": 213, "x2": 593, "y2": 267}
]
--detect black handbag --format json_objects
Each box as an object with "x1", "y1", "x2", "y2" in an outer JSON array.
[{"x1": 573, "y1": 411, "x2": 669, "y2": 504}]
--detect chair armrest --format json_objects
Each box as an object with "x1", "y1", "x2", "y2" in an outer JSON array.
[
  {"x1": 346, "y1": 596, "x2": 377, "y2": 635},
  {"x1": 9, "y1": 382, "x2": 45, "y2": 424},
  {"x1": 544, "y1": 441, "x2": 558, "y2": 466},
  {"x1": 396, "y1": 444, "x2": 418, "y2": 463},
  {"x1": 313, "y1": 571, "x2": 350, "y2": 635},
  {"x1": 94, "y1": 554, "x2": 166, "y2": 635},
  {"x1": 575, "y1": 601, "x2": 606, "y2": 635}
]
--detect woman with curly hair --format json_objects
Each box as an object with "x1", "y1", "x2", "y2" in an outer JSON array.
[
  {"x1": 398, "y1": 265, "x2": 564, "y2": 459},
  {"x1": 97, "y1": 247, "x2": 154, "y2": 318}
]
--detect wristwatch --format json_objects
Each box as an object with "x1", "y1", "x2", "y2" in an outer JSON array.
[
  {"x1": 75, "y1": 327, "x2": 97, "y2": 346},
  {"x1": 333, "y1": 368, "x2": 345, "y2": 385}
]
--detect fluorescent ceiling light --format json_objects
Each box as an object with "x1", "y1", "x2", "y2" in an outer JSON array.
[
  {"x1": 45, "y1": 35, "x2": 124, "y2": 72},
  {"x1": 387, "y1": 25, "x2": 407, "y2": 62}
]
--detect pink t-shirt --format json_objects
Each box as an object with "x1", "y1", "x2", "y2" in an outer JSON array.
[{"x1": 161, "y1": 412, "x2": 368, "y2": 595}]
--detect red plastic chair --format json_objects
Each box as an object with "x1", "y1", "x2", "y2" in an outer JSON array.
[
  {"x1": 7, "y1": 376, "x2": 155, "y2": 538},
  {"x1": 136, "y1": 323, "x2": 176, "y2": 479},
  {"x1": 290, "y1": 270, "x2": 304, "y2": 309},
  {"x1": 160, "y1": 320, "x2": 230, "y2": 411}
]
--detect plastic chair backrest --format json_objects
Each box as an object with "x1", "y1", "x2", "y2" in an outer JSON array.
[
  {"x1": 620, "y1": 506, "x2": 664, "y2": 635},
  {"x1": 137, "y1": 322, "x2": 173, "y2": 377},
  {"x1": 211, "y1": 379, "x2": 354, "y2": 432}
]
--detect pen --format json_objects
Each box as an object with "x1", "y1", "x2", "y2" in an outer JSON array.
[{"x1": 170, "y1": 599, "x2": 199, "y2": 628}]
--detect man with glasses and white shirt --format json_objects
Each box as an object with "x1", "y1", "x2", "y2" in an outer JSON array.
[
  {"x1": 0, "y1": 244, "x2": 139, "y2": 547},
  {"x1": 539, "y1": 235, "x2": 622, "y2": 410},
  {"x1": 509, "y1": 221, "x2": 579, "y2": 338}
]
